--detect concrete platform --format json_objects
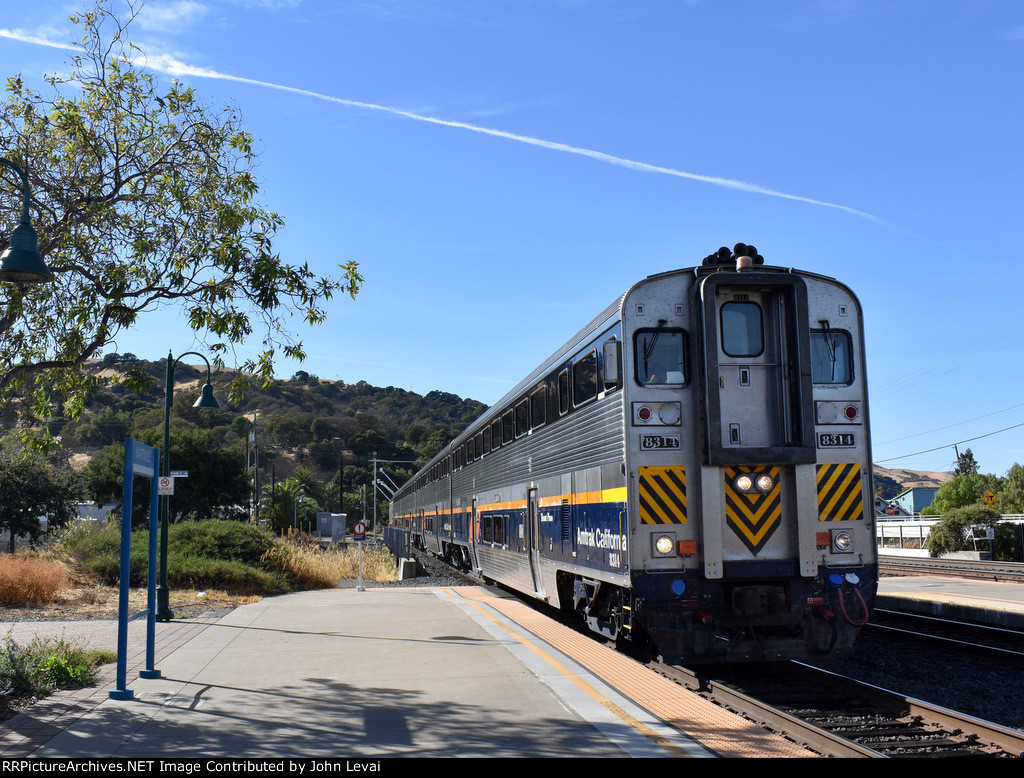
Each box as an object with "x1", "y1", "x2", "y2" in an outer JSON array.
[
  {"x1": 877, "y1": 574, "x2": 1024, "y2": 630},
  {"x1": 1, "y1": 586, "x2": 809, "y2": 759}
]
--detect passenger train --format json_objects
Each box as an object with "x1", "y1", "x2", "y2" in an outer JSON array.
[{"x1": 390, "y1": 244, "x2": 876, "y2": 664}]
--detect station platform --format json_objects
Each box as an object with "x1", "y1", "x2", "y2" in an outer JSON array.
[
  {"x1": 876, "y1": 573, "x2": 1024, "y2": 630},
  {"x1": 1, "y1": 586, "x2": 811, "y2": 760}
]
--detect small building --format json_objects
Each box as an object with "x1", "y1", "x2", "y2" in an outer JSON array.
[
  {"x1": 893, "y1": 487, "x2": 938, "y2": 516},
  {"x1": 874, "y1": 495, "x2": 910, "y2": 519}
]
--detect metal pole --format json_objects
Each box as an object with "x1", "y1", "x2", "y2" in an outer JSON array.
[{"x1": 156, "y1": 351, "x2": 174, "y2": 621}]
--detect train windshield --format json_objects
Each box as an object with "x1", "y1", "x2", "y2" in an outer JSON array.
[
  {"x1": 635, "y1": 328, "x2": 687, "y2": 384},
  {"x1": 811, "y1": 329, "x2": 853, "y2": 384}
]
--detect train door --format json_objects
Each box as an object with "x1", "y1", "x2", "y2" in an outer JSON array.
[
  {"x1": 469, "y1": 498, "x2": 479, "y2": 570},
  {"x1": 698, "y1": 273, "x2": 816, "y2": 574},
  {"x1": 699, "y1": 272, "x2": 814, "y2": 465},
  {"x1": 527, "y1": 488, "x2": 544, "y2": 596}
]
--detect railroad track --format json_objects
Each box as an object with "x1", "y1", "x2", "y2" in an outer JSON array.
[
  {"x1": 868, "y1": 608, "x2": 1024, "y2": 667},
  {"x1": 879, "y1": 555, "x2": 1024, "y2": 582},
  {"x1": 657, "y1": 660, "x2": 1024, "y2": 758}
]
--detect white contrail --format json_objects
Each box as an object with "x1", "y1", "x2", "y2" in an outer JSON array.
[{"x1": 0, "y1": 28, "x2": 881, "y2": 223}]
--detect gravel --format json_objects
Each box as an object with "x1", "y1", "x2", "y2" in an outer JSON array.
[{"x1": 805, "y1": 631, "x2": 1024, "y2": 732}]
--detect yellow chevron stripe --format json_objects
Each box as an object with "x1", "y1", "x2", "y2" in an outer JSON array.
[
  {"x1": 638, "y1": 466, "x2": 687, "y2": 525},
  {"x1": 816, "y1": 463, "x2": 864, "y2": 522}
]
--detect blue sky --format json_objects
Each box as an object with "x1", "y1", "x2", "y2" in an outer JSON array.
[{"x1": 2, "y1": 0, "x2": 1024, "y2": 478}]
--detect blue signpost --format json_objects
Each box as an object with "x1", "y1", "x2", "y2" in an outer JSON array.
[{"x1": 109, "y1": 439, "x2": 162, "y2": 700}]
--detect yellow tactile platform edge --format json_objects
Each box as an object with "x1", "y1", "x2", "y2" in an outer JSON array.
[{"x1": 445, "y1": 586, "x2": 814, "y2": 758}]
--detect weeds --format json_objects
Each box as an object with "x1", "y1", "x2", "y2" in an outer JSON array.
[
  {"x1": 270, "y1": 538, "x2": 398, "y2": 588},
  {"x1": 0, "y1": 632, "x2": 115, "y2": 698},
  {"x1": 0, "y1": 554, "x2": 70, "y2": 606},
  {"x1": 52, "y1": 519, "x2": 400, "y2": 597}
]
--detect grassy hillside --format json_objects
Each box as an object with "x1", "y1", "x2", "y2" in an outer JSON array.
[{"x1": 7, "y1": 355, "x2": 488, "y2": 520}]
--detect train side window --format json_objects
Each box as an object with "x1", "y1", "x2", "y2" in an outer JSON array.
[
  {"x1": 557, "y1": 369, "x2": 570, "y2": 416},
  {"x1": 482, "y1": 515, "x2": 493, "y2": 543},
  {"x1": 490, "y1": 419, "x2": 502, "y2": 449},
  {"x1": 475, "y1": 432, "x2": 484, "y2": 457},
  {"x1": 502, "y1": 410, "x2": 514, "y2": 445},
  {"x1": 530, "y1": 386, "x2": 546, "y2": 429},
  {"x1": 515, "y1": 399, "x2": 530, "y2": 437},
  {"x1": 573, "y1": 350, "x2": 598, "y2": 407},
  {"x1": 811, "y1": 329, "x2": 853, "y2": 384},
  {"x1": 634, "y1": 328, "x2": 688, "y2": 385},
  {"x1": 494, "y1": 515, "x2": 504, "y2": 545},
  {"x1": 720, "y1": 301, "x2": 764, "y2": 357},
  {"x1": 467, "y1": 438, "x2": 475, "y2": 462},
  {"x1": 483, "y1": 426, "x2": 492, "y2": 453}
]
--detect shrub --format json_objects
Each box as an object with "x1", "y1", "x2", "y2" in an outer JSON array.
[
  {"x1": 53, "y1": 518, "x2": 401, "y2": 596},
  {"x1": 168, "y1": 556, "x2": 290, "y2": 596},
  {"x1": 0, "y1": 634, "x2": 114, "y2": 697},
  {"x1": 925, "y1": 505, "x2": 1019, "y2": 560},
  {"x1": 0, "y1": 554, "x2": 70, "y2": 606}
]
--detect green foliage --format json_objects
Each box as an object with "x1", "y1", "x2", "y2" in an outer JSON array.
[
  {"x1": 1, "y1": 633, "x2": 113, "y2": 697},
  {"x1": 0, "y1": 0, "x2": 361, "y2": 440},
  {"x1": 0, "y1": 451, "x2": 82, "y2": 552},
  {"x1": 954, "y1": 447, "x2": 979, "y2": 476},
  {"x1": 921, "y1": 471, "x2": 1002, "y2": 515},
  {"x1": 997, "y1": 464, "x2": 1024, "y2": 514},
  {"x1": 261, "y1": 479, "x2": 321, "y2": 534},
  {"x1": 925, "y1": 504, "x2": 1020, "y2": 561},
  {"x1": 55, "y1": 518, "x2": 322, "y2": 595}
]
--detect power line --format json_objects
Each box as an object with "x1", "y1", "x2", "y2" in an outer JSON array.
[{"x1": 875, "y1": 420, "x2": 1024, "y2": 464}]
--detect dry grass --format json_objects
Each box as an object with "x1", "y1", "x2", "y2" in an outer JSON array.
[
  {"x1": 0, "y1": 554, "x2": 71, "y2": 606},
  {"x1": 271, "y1": 541, "x2": 399, "y2": 589}
]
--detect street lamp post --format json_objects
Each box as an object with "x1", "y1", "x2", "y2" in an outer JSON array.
[
  {"x1": 0, "y1": 157, "x2": 54, "y2": 288},
  {"x1": 155, "y1": 350, "x2": 221, "y2": 622}
]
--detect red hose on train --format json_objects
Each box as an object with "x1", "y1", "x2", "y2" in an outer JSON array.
[{"x1": 838, "y1": 586, "x2": 870, "y2": 627}]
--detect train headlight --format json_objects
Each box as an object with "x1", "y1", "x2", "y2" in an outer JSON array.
[
  {"x1": 734, "y1": 474, "x2": 753, "y2": 492},
  {"x1": 755, "y1": 474, "x2": 774, "y2": 492},
  {"x1": 831, "y1": 529, "x2": 855, "y2": 554},
  {"x1": 652, "y1": 533, "x2": 677, "y2": 557}
]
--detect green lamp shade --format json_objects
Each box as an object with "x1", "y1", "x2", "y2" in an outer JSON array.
[
  {"x1": 193, "y1": 382, "x2": 221, "y2": 409},
  {"x1": 0, "y1": 221, "x2": 53, "y2": 284}
]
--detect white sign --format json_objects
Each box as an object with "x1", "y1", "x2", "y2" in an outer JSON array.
[{"x1": 158, "y1": 476, "x2": 174, "y2": 495}]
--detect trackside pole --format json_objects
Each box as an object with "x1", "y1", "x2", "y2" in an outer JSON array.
[
  {"x1": 139, "y1": 472, "x2": 161, "y2": 680},
  {"x1": 354, "y1": 520, "x2": 366, "y2": 592},
  {"x1": 110, "y1": 439, "x2": 161, "y2": 700}
]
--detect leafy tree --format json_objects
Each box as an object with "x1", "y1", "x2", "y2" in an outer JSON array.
[
  {"x1": 261, "y1": 479, "x2": 319, "y2": 534},
  {"x1": 0, "y1": 0, "x2": 361, "y2": 441},
  {"x1": 954, "y1": 447, "x2": 980, "y2": 476},
  {"x1": 996, "y1": 463, "x2": 1024, "y2": 514},
  {"x1": 84, "y1": 427, "x2": 247, "y2": 521},
  {"x1": 921, "y1": 470, "x2": 1002, "y2": 515},
  {"x1": 0, "y1": 451, "x2": 82, "y2": 551}
]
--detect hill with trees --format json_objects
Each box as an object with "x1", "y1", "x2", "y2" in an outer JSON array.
[{"x1": 0, "y1": 355, "x2": 487, "y2": 533}]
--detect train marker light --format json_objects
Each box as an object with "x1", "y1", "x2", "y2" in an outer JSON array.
[
  {"x1": 831, "y1": 529, "x2": 854, "y2": 553},
  {"x1": 755, "y1": 474, "x2": 774, "y2": 492},
  {"x1": 734, "y1": 474, "x2": 753, "y2": 492},
  {"x1": 653, "y1": 533, "x2": 676, "y2": 557}
]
